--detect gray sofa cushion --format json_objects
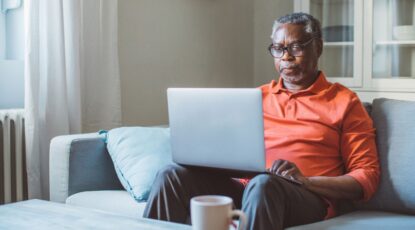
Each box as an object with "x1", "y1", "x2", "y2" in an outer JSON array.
[
  {"x1": 360, "y1": 98, "x2": 415, "y2": 215},
  {"x1": 69, "y1": 138, "x2": 123, "y2": 196},
  {"x1": 286, "y1": 211, "x2": 415, "y2": 230}
]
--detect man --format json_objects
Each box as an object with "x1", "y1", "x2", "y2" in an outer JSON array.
[{"x1": 143, "y1": 12, "x2": 380, "y2": 230}]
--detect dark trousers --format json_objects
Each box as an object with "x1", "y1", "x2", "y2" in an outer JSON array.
[{"x1": 143, "y1": 164, "x2": 327, "y2": 230}]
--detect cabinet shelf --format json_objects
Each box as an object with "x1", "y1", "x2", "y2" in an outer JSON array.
[
  {"x1": 324, "y1": 42, "x2": 354, "y2": 47},
  {"x1": 375, "y1": 40, "x2": 415, "y2": 46}
]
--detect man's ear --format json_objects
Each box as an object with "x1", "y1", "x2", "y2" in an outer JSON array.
[{"x1": 315, "y1": 38, "x2": 323, "y2": 57}]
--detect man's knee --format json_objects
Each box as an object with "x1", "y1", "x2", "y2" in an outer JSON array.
[
  {"x1": 242, "y1": 174, "x2": 291, "y2": 214},
  {"x1": 244, "y1": 174, "x2": 286, "y2": 197}
]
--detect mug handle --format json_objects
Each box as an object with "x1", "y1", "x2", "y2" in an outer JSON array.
[{"x1": 229, "y1": 209, "x2": 247, "y2": 230}]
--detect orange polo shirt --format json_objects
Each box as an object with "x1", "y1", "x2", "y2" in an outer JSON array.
[{"x1": 261, "y1": 72, "x2": 380, "y2": 217}]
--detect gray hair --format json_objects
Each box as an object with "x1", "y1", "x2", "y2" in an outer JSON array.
[{"x1": 271, "y1": 12, "x2": 322, "y2": 39}]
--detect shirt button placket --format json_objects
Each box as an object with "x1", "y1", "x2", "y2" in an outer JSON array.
[{"x1": 286, "y1": 95, "x2": 295, "y2": 118}]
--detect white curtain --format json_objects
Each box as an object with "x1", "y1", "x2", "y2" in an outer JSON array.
[{"x1": 24, "y1": 0, "x2": 122, "y2": 199}]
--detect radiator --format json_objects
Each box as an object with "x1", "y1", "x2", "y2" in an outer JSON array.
[{"x1": 0, "y1": 109, "x2": 27, "y2": 204}]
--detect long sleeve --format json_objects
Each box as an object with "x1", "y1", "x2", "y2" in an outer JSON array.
[{"x1": 341, "y1": 95, "x2": 380, "y2": 201}]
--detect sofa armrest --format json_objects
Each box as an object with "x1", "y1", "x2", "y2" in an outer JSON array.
[{"x1": 49, "y1": 133, "x2": 123, "y2": 203}]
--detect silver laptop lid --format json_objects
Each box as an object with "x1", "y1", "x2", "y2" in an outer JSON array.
[{"x1": 167, "y1": 88, "x2": 266, "y2": 173}]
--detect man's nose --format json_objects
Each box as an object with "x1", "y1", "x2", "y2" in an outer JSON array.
[{"x1": 281, "y1": 48, "x2": 295, "y2": 61}]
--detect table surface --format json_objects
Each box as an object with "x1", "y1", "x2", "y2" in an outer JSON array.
[{"x1": 0, "y1": 199, "x2": 192, "y2": 230}]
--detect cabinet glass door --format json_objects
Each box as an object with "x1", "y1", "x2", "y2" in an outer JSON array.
[
  {"x1": 295, "y1": 0, "x2": 363, "y2": 87},
  {"x1": 372, "y1": 0, "x2": 415, "y2": 79}
]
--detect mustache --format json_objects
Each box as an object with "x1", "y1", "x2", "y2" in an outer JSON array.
[{"x1": 279, "y1": 64, "x2": 300, "y2": 71}]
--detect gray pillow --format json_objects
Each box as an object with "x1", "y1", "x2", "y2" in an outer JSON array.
[{"x1": 360, "y1": 98, "x2": 415, "y2": 215}]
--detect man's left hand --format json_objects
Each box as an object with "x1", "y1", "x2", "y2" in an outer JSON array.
[{"x1": 268, "y1": 159, "x2": 309, "y2": 185}]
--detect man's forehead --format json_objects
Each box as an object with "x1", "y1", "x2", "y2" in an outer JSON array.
[{"x1": 272, "y1": 24, "x2": 309, "y2": 43}]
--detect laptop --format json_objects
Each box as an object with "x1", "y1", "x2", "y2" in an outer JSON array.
[
  {"x1": 167, "y1": 88, "x2": 302, "y2": 184},
  {"x1": 167, "y1": 88, "x2": 265, "y2": 177}
]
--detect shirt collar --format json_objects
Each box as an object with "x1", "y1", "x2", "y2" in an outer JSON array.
[{"x1": 270, "y1": 71, "x2": 330, "y2": 95}]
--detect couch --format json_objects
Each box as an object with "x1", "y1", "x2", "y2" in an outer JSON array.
[{"x1": 49, "y1": 98, "x2": 415, "y2": 229}]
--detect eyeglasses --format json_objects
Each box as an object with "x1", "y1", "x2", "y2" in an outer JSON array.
[{"x1": 268, "y1": 37, "x2": 316, "y2": 58}]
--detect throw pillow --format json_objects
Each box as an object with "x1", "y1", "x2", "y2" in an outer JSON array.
[{"x1": 105, "y1": 126, "x2": 173, "y2": 202}]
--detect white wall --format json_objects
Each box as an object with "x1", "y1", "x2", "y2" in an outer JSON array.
[
  {"x1": 253, "y1": 0, "x2": 293, "y2": 86},
  {"x1": 119, "y1": 0, "x2": 254, "y2": 126},
  {"x1": 118, "y1": 0, "x2": 294, "y2": 125}
]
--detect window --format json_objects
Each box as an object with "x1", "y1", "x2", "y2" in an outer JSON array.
[{"x1": 0, "y1": 0, "x2": 24, "y2": 109}]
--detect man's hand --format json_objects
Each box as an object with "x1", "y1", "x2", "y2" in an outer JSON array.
[
  {"x1": 268, "y1": 159, "x2": 363, "y2": 200},
  {"x1": 268, "y1": 159, "x2": 309, "y2": 185}
]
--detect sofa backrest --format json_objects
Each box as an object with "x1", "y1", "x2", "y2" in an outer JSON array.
[{"x1": 359, "y1": 98, "x2": 415, "y2": 215}]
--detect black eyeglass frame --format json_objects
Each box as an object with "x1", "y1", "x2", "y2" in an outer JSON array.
[{"x1": 268, "y1": 37, "x2": 316, "y2": 58}]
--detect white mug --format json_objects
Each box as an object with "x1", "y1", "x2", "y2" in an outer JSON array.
[{"x1": 191, "y1": 195, "x2": 247, "y2": 230}]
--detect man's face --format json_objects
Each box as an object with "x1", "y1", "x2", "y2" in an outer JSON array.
[{"x1": 272, "y1": 24, "x2": 322, "y2": 88}]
